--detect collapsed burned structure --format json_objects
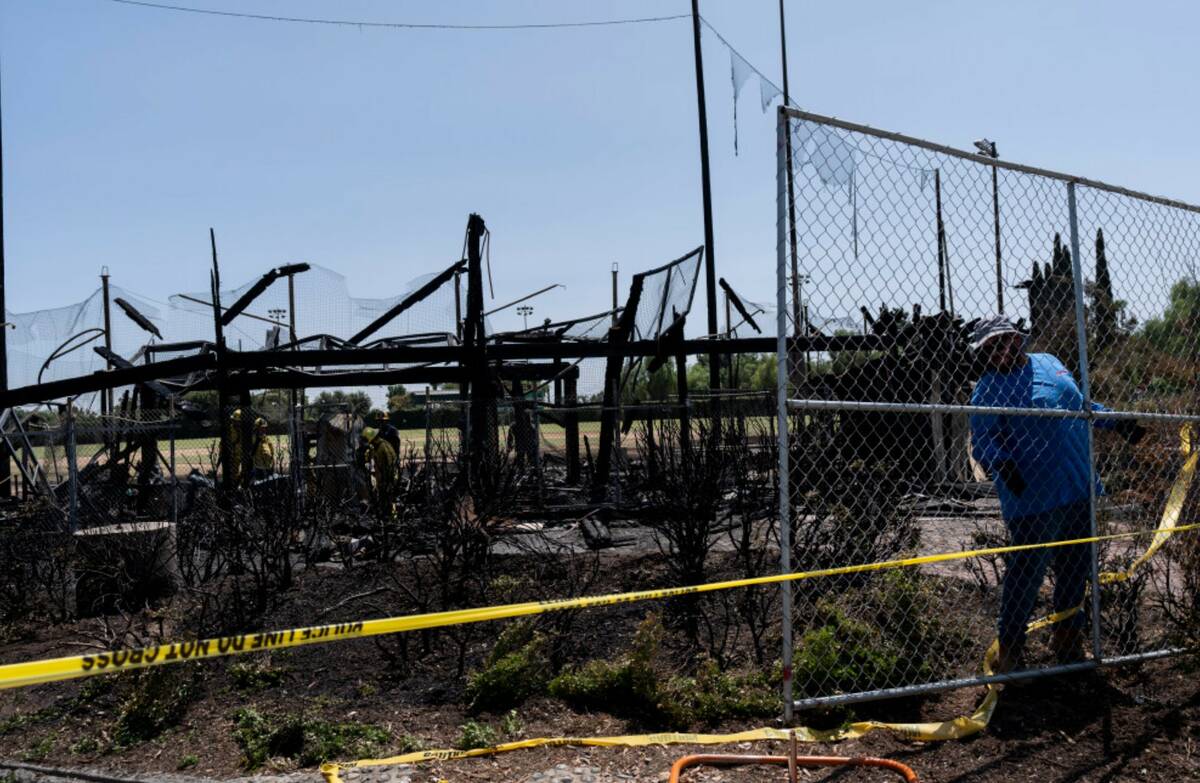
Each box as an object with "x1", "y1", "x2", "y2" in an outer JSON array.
[
  {"x1": 0, "y1": 212, "x2": 915, "y2": 529},
  {"x1": 0, "y1": 104, "x2": 1196, "y2": 733}
]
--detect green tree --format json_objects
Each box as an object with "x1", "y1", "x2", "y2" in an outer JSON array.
[
  {"x1": 1141, "y1": 276, "x2": 1200, "y2": 357},
  {"x1": 182, "y1": 390, "x2": 220, "y2": 410},
  {"x1": 746, "y1": 353, "x2": 777, "y2": 390},
  {"x1": 386, "y1": 384, "x2": 410, "y2": 412},
  {"x1": 686, "y1": 357, "x2": 710, "y2": 392},
  {"x1": 311, "y1": 390, "x2": 372, "y2": 417},
  {"x1": 622, "y1": 362, "x2": 677, "y2": 401}
]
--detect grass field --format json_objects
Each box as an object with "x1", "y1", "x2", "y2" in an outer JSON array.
[
  {"x1": 19, "y1": 422, "x2": 625, "y2": 480},
  {"x1": 19, "y1": 414, "x2": 781, "y2": 482}
]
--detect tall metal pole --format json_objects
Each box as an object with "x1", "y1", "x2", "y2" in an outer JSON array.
[
  {"x1": 690, "y1": 0, "x2": 720, "y2": 391},
  {"x1": 1067, "y1": 181, "x2": 1104, "y2": 665},
  {"x1": 210, "y1": 230, "x2": 233, "y2": 495},
  {"x1": 100, "y1": 268, "x2": 113, "y2": 418},
  {"x1": 992, "y1": 163, "x2": 1004, "y2": 314},
  {"x1": 287, "y1": 272, "x2": 302, "y2": 510},
  {"x1": 934, "y1": 169, "x2": 946, "y2": 312},
  {"x1": 778, "y1": 0, "x2": 803, "y2": 345},
  {"x1": 775, "y1": 108, "x2": 794, "y2": 723},
  {"x1": 611, "y1": 262, "x2": 619, "y2": 328},
  {"x1": 0, "y1": 56, "x2": 9, "y2": 497},
  {"x1": 100, "y1": 268, "x2": 115, "y2": 471}
]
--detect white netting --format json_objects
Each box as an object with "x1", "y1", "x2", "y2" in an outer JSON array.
[{"x1": 5, "y1": 264, "x2": 464, "y2": 392}]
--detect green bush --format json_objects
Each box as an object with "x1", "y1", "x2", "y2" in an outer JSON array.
[
  {"x1": 22, "y1": 734, "x2": 55, "y2": 762},
  {"x1": 548, "y1": 614, "x2": 777, "y2": 729},
  {"x1": 658, "y1": 659, "x2": 780, "y2": 726},
  {"x1": 229, "y1": 656, "x2": 288, "y2": 692},
  {"x1": 499, "y1": 709, "x2": 523, "y2": 738},
  {"x1": 548, "y1": 614, "x2": 660, "y2": 718},
  {"x1": 793, "y1": 603, "x2": 903, "y2": 697},
  {"x1": 395, "y1": 734, "x2": 427, "y2": 753},
  {"x1": 792, "y1": 572, "x2": 971, "y2": 699},
  {"x1": 465, "y1": 621, "x2": 551, "y2": 712},
  {"x1": 868, "y1": 570, "x2": 971, "y2": 678},
  {"x1": 455, "y1": 709, "x2": 524, "y2": 751},
  {"x1": 69, "y1": 736, "x2": 100, "y2": 755},
  {"x1": 114, "y1": 665, "x2": 202, "y2": 746},
  {"x1": 231, "y1": 708, "x2": 390, "y2": 769},
  {"x1": 455, "y1": 719, "x2": 498, "y2": 750}
]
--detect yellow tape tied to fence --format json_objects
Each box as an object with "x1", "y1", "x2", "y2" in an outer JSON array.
[
  {"x1": 321, "y1": 424, "x2": 1197, "y2": 781},
  {"x1": 2, "y1": 523, "x2": 1196, "y2": 693},
  {"x1": 0, "y1": 429, "x2": 1191, "y2": 780}
]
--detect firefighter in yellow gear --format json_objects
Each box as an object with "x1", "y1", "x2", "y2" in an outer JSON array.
[
  {"x1": 226, "y1": 408, "x2": 245, "y2": 486},
  {"x1": 252, "y1": 417, "x2": 274, "y2": 479},
  {"x1": 360, "y1": 426, "x2": 398, "y2": 517}
]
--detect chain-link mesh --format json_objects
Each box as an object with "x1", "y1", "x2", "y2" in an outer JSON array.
[{"x1": 776, "y1": 108, "x2": 1200, "y2": 711}]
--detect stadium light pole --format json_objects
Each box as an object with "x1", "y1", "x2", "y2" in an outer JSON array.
[
  {"x1": 0, "y1": 54, "x2": 8, "y2": 496},
  {"x1": 778, "y1": 0, "x2": 803, "y2": 343},
  {"x1": 975, "y1": 138, "x2": 1003, "y2": 314},
  {"x1": 690, "y1": 0, "x2": 720, "y2": 391}
]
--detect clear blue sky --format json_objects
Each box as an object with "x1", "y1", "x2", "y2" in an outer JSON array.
[{"x1": 3, "y1": 0, "x2": 1199, "y2": 334}]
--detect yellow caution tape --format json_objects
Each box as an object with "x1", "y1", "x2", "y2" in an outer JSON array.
[
  {"x1": 0, "y1": 425, "x2": 1192, "y2": 782},
  {"x1": 318, "y1": 424, "x2": 1197, "y2": 783},
  {"x1": 1102, "y1": 423, "x2": 1197, "y2": 583},
  {"x1": 1, "y1": 522, "x2": 1196, "y2": 693}
]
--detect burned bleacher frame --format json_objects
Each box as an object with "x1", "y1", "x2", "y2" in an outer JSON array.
[{"x1": 0, "y1": 212, "x2": 903, "y2": 526}]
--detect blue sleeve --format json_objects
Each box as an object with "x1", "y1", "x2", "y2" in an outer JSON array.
[
  {"x1": 1046, "y1": 354, "x2": 1119, "y2": 429},
  {"x1": 970, "y1": 378, "x2": 1011, "y2": 472},
  {"x1": 1091, "y1": 399, "x2": 1119, "y2": 430}
]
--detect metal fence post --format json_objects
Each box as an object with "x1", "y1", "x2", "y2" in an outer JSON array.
[
  {"x1": 775, "y1": 107, "x2": 794, "y2": 721},
  {"x1": 64, "y1": 400, "x2": 79, "y2": 533},
  {"x1": 1067, "y1": 180, "x2": 1104, "y2": 664}
]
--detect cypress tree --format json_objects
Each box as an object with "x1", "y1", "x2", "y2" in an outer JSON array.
[{"x1": 1093, "y1": 228, "x2": 1117, "y2": 350}]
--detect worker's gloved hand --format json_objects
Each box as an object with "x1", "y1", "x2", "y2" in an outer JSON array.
[
  {"x1": 1114, "y1": 419, "x2": 1148, "y2": 445},
  {"x1": 996, "y1": 460, "x2": 1026, "y2": 497}
]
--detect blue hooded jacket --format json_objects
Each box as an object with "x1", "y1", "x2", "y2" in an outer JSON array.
[{"x1": 969, "y1": 353, "x2": 1114, "y2": 520}]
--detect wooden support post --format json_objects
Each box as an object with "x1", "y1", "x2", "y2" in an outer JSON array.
[
  {"x1": 593, "y1": 274, "x2": 643, "y2": 501},
  {"x1": 464, "y1": 214, "x2": 495, "y2": 481},
  {"x1": 564, "y1": 376, "x2": 580, "y2": 485}
]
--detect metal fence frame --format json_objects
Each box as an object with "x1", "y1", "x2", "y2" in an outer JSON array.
[{"x1": 775, "y1": 105, "x2": 1200, "y2": 719}]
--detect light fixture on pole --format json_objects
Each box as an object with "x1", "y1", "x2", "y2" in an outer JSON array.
[
  {"x1": 974, "y1": 138, "x2": 1004, "y2": 314},
  {"x1": 517, "y1": 305, "x2": 533, "y2": 331}
]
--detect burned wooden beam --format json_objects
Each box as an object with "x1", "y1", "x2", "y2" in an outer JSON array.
[
  {"x1": 220, "y1": 263, "x2": 310, "y2": 327},
  {"x1": 0, "y1": 336, "x2": 889, "y2": 408},
  {"x1": 347, "y1": 259, "x2": 467, "y2": 345}
]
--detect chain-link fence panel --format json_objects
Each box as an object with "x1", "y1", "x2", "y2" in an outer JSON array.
[
  {"x1": 1071, "y1": 184, "x2": 1200, "y2": 660},
  {"x1": 774, "y1": 107, "x2": 1200, "y2": 715}
]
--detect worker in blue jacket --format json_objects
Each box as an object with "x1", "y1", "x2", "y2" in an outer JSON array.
[{"x1": 968, "y1": 316, "x2": 1145, "y2": 674}]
